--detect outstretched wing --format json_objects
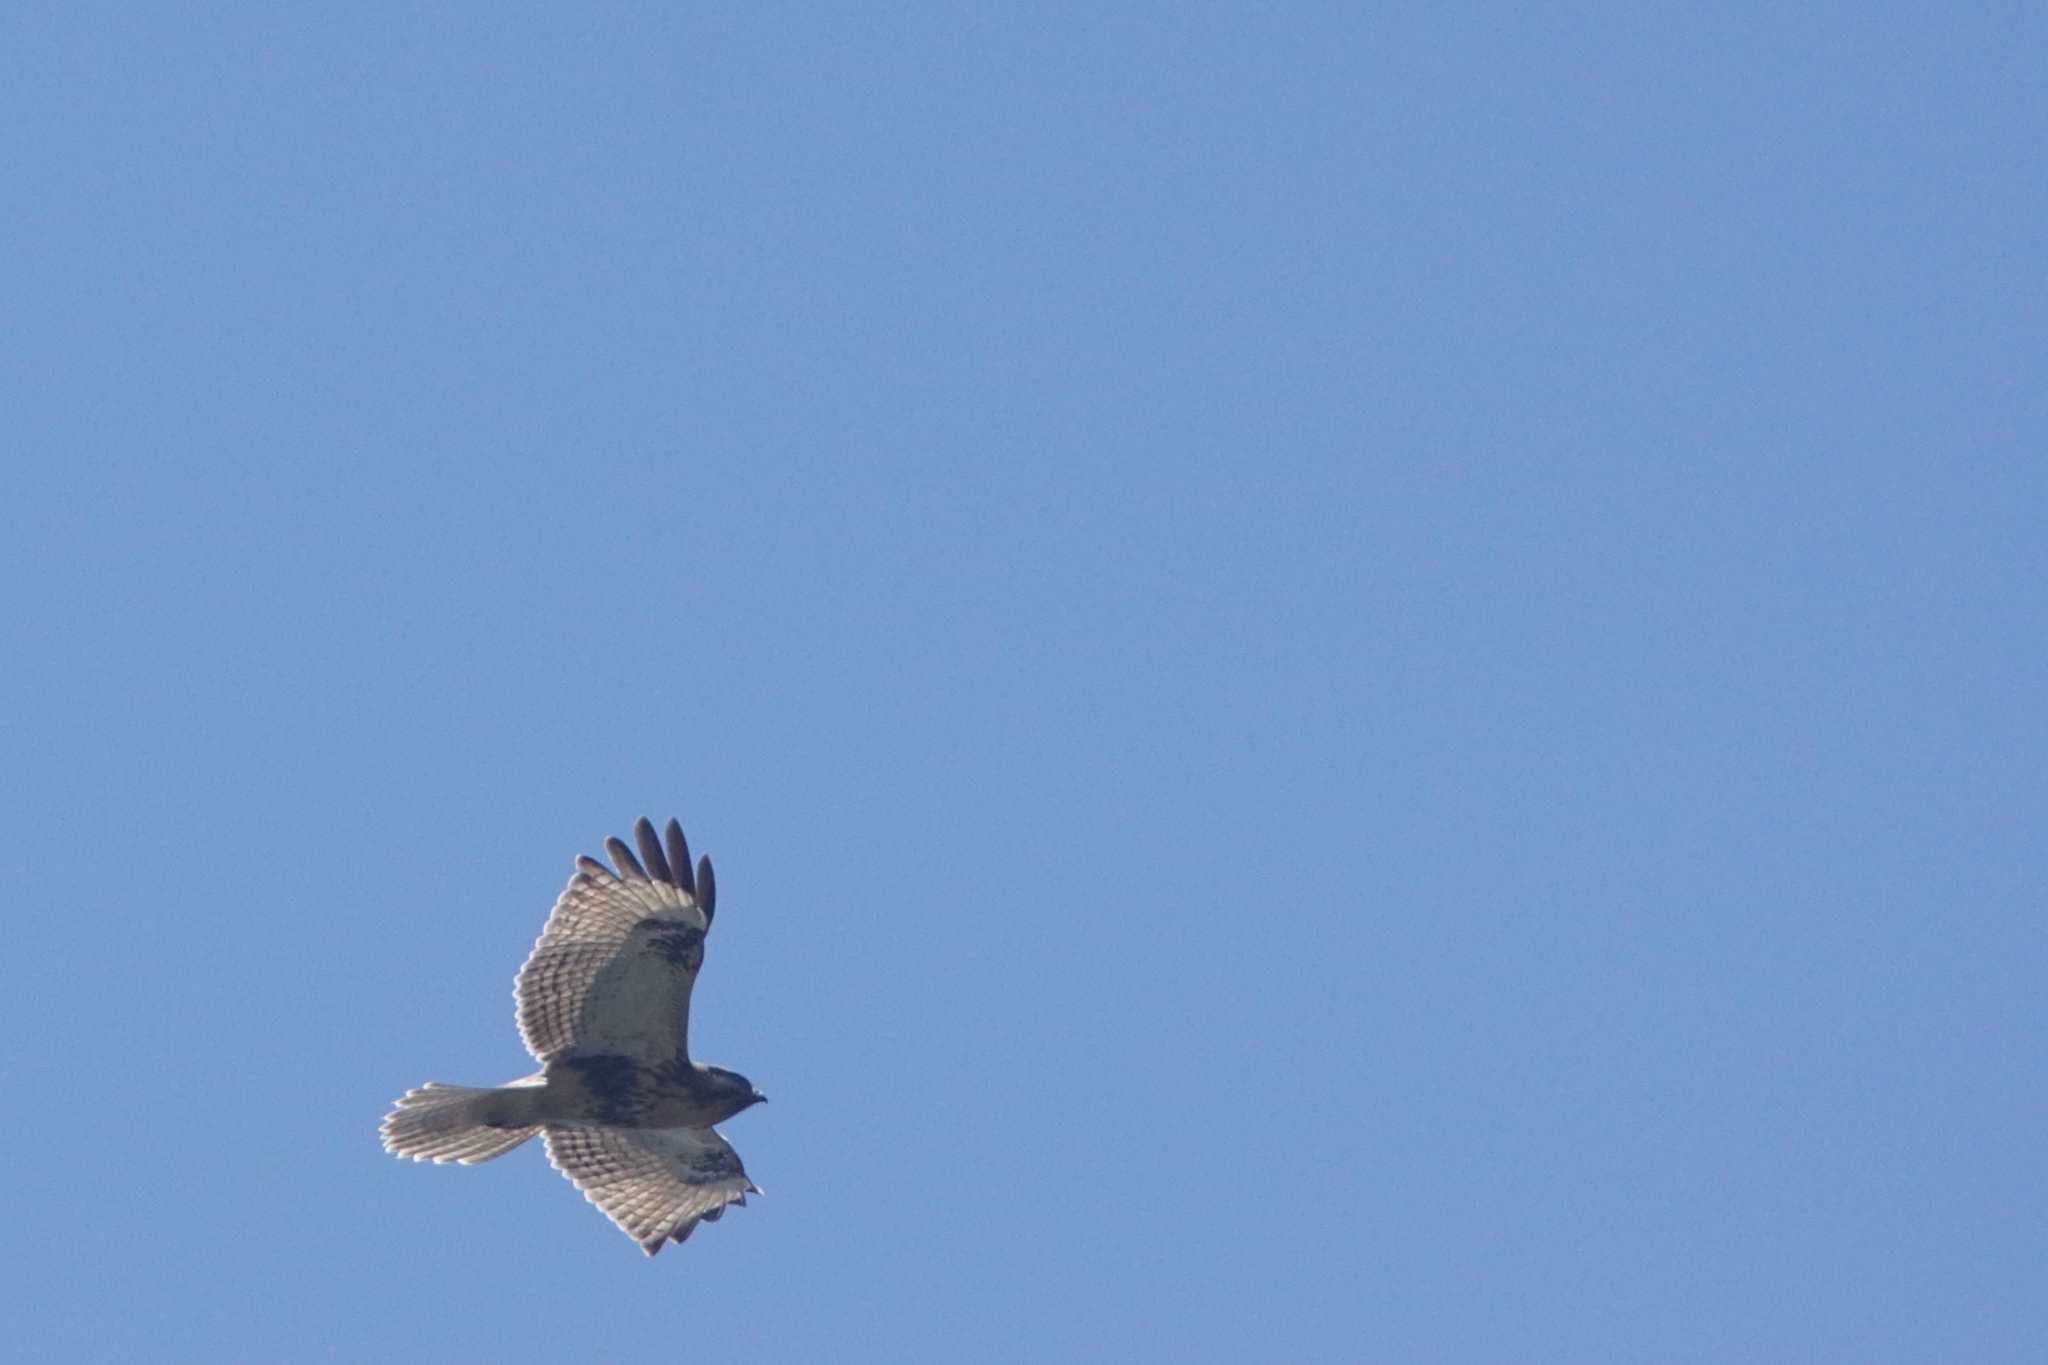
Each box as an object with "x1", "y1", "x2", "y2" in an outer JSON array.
[
  {"x1": 543, "y1": 1125, "x2": 759, "y2": 1255},
  {"x1": 513, "y1": 818, "x2": 718, "y2": 1065}
]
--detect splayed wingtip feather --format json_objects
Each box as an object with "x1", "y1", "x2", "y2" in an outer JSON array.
[
  {"x1": 633, "y1": 817, "x2": 673, "y2": 884},
  {"x1": 606, "y1": 836, "x2": 648, "y2": 881}
]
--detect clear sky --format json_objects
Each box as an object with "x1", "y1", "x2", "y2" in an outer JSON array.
[{"x1": 4, "y1": 5, "x2": 2042, "y2": 1362}]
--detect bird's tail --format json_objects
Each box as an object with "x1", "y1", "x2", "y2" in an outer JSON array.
[{"x1": 380, "y1": 1076, "x2": 546, "y2": 1164}]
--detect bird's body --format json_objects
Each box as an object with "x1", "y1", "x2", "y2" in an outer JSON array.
[
  {"x1": 540, "y1": 1054, "x2": 761, "y2": 1130},
  {"x1": 381, "y1": 818, "x2": 765, "y2": 1255}
]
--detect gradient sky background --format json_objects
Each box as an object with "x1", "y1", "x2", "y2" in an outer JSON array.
[{"x1": 4, "y1": 5, "x2": 2043, "y2": 1362}]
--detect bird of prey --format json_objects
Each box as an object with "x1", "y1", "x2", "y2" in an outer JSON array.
[{"x1": 381, "y1": 818, "x2": 766, "y2": 1255}]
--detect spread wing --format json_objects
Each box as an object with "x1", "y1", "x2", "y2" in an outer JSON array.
[
  {"x1": 513, "y1": 818, "x2": 718, "y2": 1065},
  {"x1": 543, "y1": 1125, "x2": 758, "y2": 1256}
]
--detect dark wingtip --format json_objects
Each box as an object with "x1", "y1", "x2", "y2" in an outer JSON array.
[
  {"x1": 606, "y1": 836, "x2": 649, "y2": 882},
  {"x1": 697, "y1": 855, "x2": 716, "y2": 923},
  {"x1": 664, "y1": 819, "x2": 696, "y2": 897},
  {"x1": 575, "y1": 854, "x2": 611, "y2": 878},
  {"x1": 633, "y1": 817, "x2": 674, "y2": 885}
]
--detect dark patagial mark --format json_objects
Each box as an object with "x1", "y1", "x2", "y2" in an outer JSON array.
[
  {"x1": 654, "y1": 1057, "x2": 740, "y2": 1105},
  {"x1": 565, "y1": 1053, "x2": 637, "y2": 1096},
  {"x1": 636, "y1": 919, "x2": 705, "y2": 969},
  {"x1": 682, "y1": 1144, "x2": 742, "y2": 1179}
]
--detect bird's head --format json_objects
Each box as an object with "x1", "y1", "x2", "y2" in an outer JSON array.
[{"x1": 705, "y1": 1065, "x2": 768, "y2": 1111}]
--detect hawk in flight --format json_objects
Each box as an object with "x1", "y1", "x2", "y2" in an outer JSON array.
[{"x1": 381, "y1": 818, "x2": 766, "y2": 1255}]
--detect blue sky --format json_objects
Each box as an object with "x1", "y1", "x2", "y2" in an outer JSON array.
[{"x1": 3, "y1": 5, "x2": 2042, "y2": 1361}]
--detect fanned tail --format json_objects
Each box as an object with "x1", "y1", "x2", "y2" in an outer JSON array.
[{"x1": 380, "y1": 1078, "x2": 545, "y2": 1164}]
